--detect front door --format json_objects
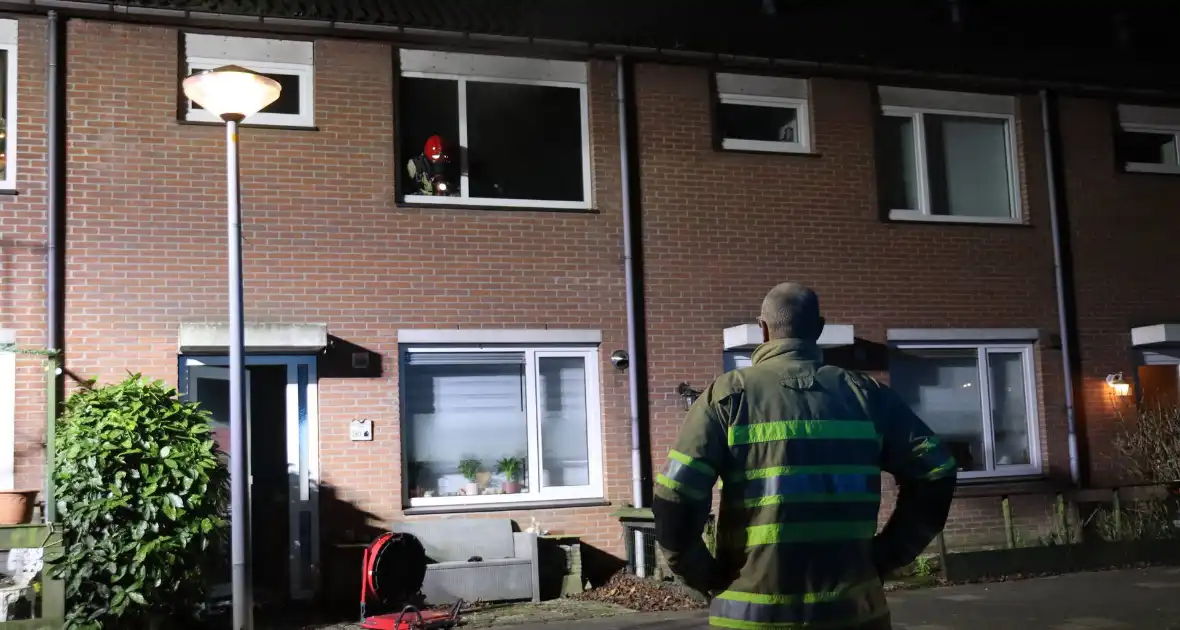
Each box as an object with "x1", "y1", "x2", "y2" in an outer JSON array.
[{"x1": 183, "y1": 355, "x2": 320, "y2": 602}]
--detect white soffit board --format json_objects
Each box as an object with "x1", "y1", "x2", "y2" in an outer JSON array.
[
  {"x1": 398, "y1": 328, "x2": 601, "y2": 345},
  {"x1": 887, "y1": 328, "x2": 1039, "y2": 342},
  {"x1": 0, "y1": 20, "x2": 17, "y2": 48},
  {"x1": 399, "y1": 48, "x2": 587, "y2": 84},
  {"x1": 722, "y1": 323, "x2": 854, "y2": 350},
  {"x1": 185, "y1": 33, "x2": 313, "y2": 65},
  {"x1": 878, "y1": 85, "x2": 1015, "y2": 115},
  {"x1": 1131, "y1": 324, "x2": 1180, "y2": 347},
  {"x1": 1119, "y1": 104, "x2": 1180, "y2": 129},
  {"x1": 715, "y1": 73, "x2": 808, "y2": 100},
  {"x1": 179, "y1": 323, "x2": 328, "y2": 352}
]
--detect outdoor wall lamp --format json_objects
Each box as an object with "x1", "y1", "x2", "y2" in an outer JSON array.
[
  {"x1": 1106, "y1": 372, "x2": 1132, "y2": 398},
  {"x1": 182, "y1": 65, "x2": 281, "y2": 630},
  {"x1": 677, "y1": 382, "x2": 702, "y2": 410}
]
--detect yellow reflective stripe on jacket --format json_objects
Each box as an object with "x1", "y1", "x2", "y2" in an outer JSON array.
[
  {"x1": 709, "y1": 579, "x2": 888, "y2": 629},
  {"x1": 912, "y1": 436, "x2": 957, "y2": 481},
  {"x1": 728, "y1": 419, "x2": 879, "y2": 447},
  {"x1": 741, "y1": 521, "x2": 877, "y2": 547},
  {"x1": 655, "y1": 449, "x2": 717, "y2": 502}
]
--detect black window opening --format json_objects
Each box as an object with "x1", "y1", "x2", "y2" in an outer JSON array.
[{"x1": 398, "y1": 76, "x2": 588, "y2": 205}]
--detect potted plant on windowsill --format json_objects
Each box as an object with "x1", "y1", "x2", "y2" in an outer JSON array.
[
  {"x1": 458, "y1": 457, "x2": 482, "y2": 496},
  {"x1": 497, "y1": 456, "x2": 525, "y2": 494}
]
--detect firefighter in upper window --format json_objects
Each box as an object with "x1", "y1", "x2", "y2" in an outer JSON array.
[
  {"x1": 406, "y1": 135, "x2": 455, "y2": 196},
  {"x1": 652, "y1": 282, "x2": 958, "y2": 630}
]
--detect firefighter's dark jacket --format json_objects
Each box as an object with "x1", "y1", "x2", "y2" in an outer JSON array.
[{"x1": 652, "y1": 338, "x2": 958, "y2": 630}]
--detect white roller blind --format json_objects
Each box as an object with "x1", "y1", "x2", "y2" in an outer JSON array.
[
  {"x1": 404, "y1": 356, "x2": 528, "y2": 467},
  {"x1": 538, "y1": 357, "x2": 590, "y2": 487}
]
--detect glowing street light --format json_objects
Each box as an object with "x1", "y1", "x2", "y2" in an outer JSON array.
[{"x1": 182, "y1": 65, "x2": 280, "y2": 630}]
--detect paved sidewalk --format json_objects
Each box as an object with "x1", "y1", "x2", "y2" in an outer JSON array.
[{"x1": 506, "y1": 566, "x2": 1180, "y2": 629}]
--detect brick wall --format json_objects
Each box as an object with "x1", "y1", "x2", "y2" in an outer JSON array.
[
  {"x1": 59, "y1": 19, "x2": 633, "y2": 556},
  {"x1": 9, "y1": 16, "x2": 1148, "y2": 568},
  {"x1": 1058, "y1": 96, "x2": 1180, "y2": 487},
  {"x1": 633, "y1": 63, "x2": 1067, "y2": 549},
  {"x1": 1, "y1": 16, "x2": 49, "y2": 494}
]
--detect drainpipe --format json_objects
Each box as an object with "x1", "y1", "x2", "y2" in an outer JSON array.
[
  {"x1": 616, "y1": 55, "x2": 650, "y2": 576},
  {"x1": 1040, "y1": 89, "x2": 1081, "y2": 487},
  {"x1": 44, "y1": 10, "x2": 65, "y2": 521}
]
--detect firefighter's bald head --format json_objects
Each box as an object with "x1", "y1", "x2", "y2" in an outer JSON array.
[{"x1": 759, "y1": 282, "x2": 825, "y2": 342}]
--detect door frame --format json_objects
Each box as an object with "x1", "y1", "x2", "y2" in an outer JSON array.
[{"x1": 179, "y1": 354, "x2": 321, "y2": 601}]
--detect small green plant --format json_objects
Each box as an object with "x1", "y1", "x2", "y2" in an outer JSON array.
[
  {"x1": 912, "y1": 554, "x2": 934, "y2": 577},
  {"x1": 496, "y1": 456, "x2": 523, "y2": 481},
  {"x1": 52, "y1": 375, "x2": 228, "y2": 629},
  {"x1": 458, "y1": 457, "x2": 482, "y2": 482}
]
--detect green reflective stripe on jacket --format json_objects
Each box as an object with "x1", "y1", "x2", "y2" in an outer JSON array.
[
  {"x1": 741, "y1": 521, "x2": 877, "y2": 547},
  {"x1": 912, "y1": 437, "x2": 957, "y2": 481},
  {"x1": 733, "y1": 493, "x2": 880, "y2": 508},
  {"x1": 709, "y1": 580, "x2": 887, "y2": 629},
  {"x1": 728, "y1": 419, "x2": 880, "y2": 447},
  {"x1": 735, "y1": 465, "x2": 880, "y2": 482},
  {"x1": 656, "y1": 449, "x2": 718, "y2": 502},
  {"x1": 656, "y1": 473, "x2": 708, "y2": 501}
]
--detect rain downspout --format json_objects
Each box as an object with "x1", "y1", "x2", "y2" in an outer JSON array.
[
  {"x1": 616, "y1": 54, "x2": 650, "y2": 576},
  {"x1": 1040, "y1": 89, "x2": 1081, "y2": 486},
  {"x1": 45, "y1": 9, "x2": 65, "y2": 520}
]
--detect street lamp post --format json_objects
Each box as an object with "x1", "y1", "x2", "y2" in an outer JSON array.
[{"x1": 182, "y1": 65, "x2": 280, "y2": 630}]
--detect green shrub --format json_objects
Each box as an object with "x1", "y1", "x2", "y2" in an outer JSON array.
[{"x1": 51, "y1": 375, "x2": 229, "y2": 629}]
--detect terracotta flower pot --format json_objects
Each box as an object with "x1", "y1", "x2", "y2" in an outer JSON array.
[
  {"x1": 503, "y1": 481, "x2": 521, "y2": 494},
  {"x1": 0, "y1": 491, "x2": 37, "y2": 525}
]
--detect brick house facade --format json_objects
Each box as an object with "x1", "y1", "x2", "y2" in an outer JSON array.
[{"x1": 1, "y1": 1, "x2": 1179, "y2": 601}]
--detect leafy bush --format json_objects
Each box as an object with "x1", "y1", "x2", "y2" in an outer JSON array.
[{"x1": 51, "y1": 375, "x2": 229, "y2": 629}]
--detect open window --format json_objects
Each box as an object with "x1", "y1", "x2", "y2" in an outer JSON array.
[
  {"x1": 714, "y1": 73, "x2": 811, "y2": 154},
  {"x1": 398, "y1": 50, "x2": 592, "y2": 210},
  {"x1": 182, "y1": 33, "x2": 315, "y2": 128},
  {"x1": 1116, "y1": 104, "x2": 1180, "y2": 175}
]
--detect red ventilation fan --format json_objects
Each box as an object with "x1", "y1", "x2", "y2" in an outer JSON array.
[{"x1": 359, "y1": 532, "x2": 464, "y2": 629}]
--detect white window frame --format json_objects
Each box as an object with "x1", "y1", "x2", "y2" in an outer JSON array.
[
  {"x1": 1116, "y1": 105, "x2": 1180, "y2": 175},
  {"x1": 399, "y1": 50, "x2": 592, "y2": 210},
  {"x1": 399, "y1": 344, "x2": 604, "y2": 509},
  {"x1": 0, "y1": 329, "x2": 14, "y2": 491},
  {"x1": 183, "y1": 34, "x2": 315, "y2": 128},
  {"x1": 891, "y1": 342, "x2": 1042, "y2": 480},
  {"x1": 878, "y1": 87, "x2": 1021, "y2": 225},
  {"x1": 0, "y1": 20, "x2": 18, "y2": 191},
  {"x1": 715, "y1": 73, "x2": 811, "y2": 154}
]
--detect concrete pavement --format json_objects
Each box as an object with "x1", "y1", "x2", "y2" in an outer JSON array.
[{"x1": 506, "y1": 566, "x2": 1180, "y2": 629}]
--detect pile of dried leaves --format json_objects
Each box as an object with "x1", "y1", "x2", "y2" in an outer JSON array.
[{"x1": 572, "y1": 572, "x2": 708, "y2": 612}]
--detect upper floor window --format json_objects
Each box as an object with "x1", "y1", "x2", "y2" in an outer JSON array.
[
  {"x1": 714, "y1": 73, "x2": 811, "y2": 154},
  {"x1": 398, "y1": 50, "x2": 591, "y2": 210},
  {"x1": 1116, "y1": 104, "x2": 1180, "y2": 175},
  {"x1": 876, "y1": 87, "x2": 1021, "y2": 224},
  {"x1": 182, "y1": 33, "x2": 315, "y2": 128},
  {"x1": 0, "y1": 20, "x2": 18, "y2": 190}
]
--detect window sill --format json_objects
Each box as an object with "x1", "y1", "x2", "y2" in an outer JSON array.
[
  {"x1": 403, "y1": 498, "x2": 610, "y2": 516},
  {"x1": 886, "y1": 209, "x2": 1026, "y2": 227},
  {"x1": 176, "y1": 119, "x2": 320, "y2": 132},
  {"x1": 719, "y1": 146, "x2": 823, "y2": 158},
  {"x1": 1123, "y1": 162, "x2": 1180, "y2": 176},
  {"x1": 953, "y1": 475, "x2": 1062, "y2": 499},
  {"x1": 398, "y1": 197, "x2": 599, "y2": 214}
]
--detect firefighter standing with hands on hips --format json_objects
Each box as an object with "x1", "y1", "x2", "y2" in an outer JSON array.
[{"x1": 652, "y1": 282, "x2": 958, "y2": 630}]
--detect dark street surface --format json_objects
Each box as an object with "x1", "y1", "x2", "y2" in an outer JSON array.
[{"x1": 508, "y1": 566, "x2": 1180, "y2": 629}]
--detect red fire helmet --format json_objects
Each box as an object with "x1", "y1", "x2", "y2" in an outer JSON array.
[{"x1": 424, "y1": 135, "x2": 446, "y2": 162}]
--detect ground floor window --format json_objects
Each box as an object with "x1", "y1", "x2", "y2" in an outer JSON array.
[
  {"x1": 889, "y1": 343, "x2": 1041, "y2": 479},
  {"x1": 401, "y1": 346, "x2": 604, "y2": 508}
]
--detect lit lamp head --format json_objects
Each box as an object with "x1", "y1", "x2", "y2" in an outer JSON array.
[
  {"x1": 182, "y1": 65, "x2": 281, "y2": 123},
  {"x1": 1106, "y1": 372, "x2": 1132, "y2": 397}
]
